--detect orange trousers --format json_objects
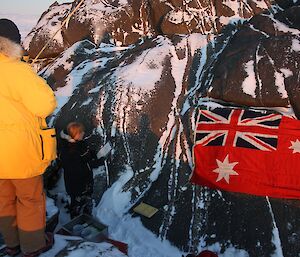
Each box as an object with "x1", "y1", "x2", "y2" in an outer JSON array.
[{"x1": 0, "y1": 176, "x2": 46, "y2": 253}]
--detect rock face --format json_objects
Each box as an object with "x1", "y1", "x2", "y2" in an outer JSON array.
[
  {"x1": 30, "y1": 1, "x2": 300, "y2": 256},
  {"x1": 201, "y1": 7, "x2": 300, "y2": 118},
  {"x1": 25, "y1": 0, "x2": 289, "y2": 59},
  {"x1": 23, "y1": 2, "x2": 72, "y2": 59}
]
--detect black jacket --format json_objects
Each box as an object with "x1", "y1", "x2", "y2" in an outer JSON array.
[{"x1": 59, "y1": 132, "x2": 104, "y2": 197}]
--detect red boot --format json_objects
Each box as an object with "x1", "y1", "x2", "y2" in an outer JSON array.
[{"x1": 22, "y1": 232, "x2": 54, "y2": 257}]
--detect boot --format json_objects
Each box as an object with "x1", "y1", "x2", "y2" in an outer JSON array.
[
  {"x1": 22, "y1": 232, "x2": 54, "y2": 257},
  {"x1": 5, "y1": 245, "x2": 21, "y2": 256}
]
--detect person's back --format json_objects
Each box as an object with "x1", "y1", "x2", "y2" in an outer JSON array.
[
  {"x1": 60, "y1": 133, "x2": 94, "y2": 197},
  {"x1": 0, "y1": 26, "x2": 56, "y2": 179},
  {"x1": 0, "y1": 19, "x2": 57, "y2": 257}
]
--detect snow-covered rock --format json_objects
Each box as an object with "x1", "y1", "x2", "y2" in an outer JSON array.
[
  {"x1": 23, "y1": 2, "x2": 72, "y2": 58},
  {"x1": 25, "y1": 0, "x2": 300, "y2": 59},
  {"x1": 201, "y1": 8, "x2": 300, "y2": 118},
  {"x1": 27, "y1": 1, "x2": 300, "y2": 256}
]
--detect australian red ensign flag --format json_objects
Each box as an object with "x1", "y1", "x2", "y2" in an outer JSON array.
[{"x1": 190, "y1": 106, "x2": 300, "y2": 199}]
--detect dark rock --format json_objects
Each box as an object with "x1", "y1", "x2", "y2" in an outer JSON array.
[
  {"x1": 274, "y1": 0, "x2": 300, "y2": 9},
  {"x1": 25, "y1": 0, "x2": 282, "y2": 58},
  {"x1": 24, "y1": 2, "x2": 71, "y2": 59},
  {"x1": 35, "y1": 2, "x2": 300, "y2": 256},
  {"x1": 269, "y1": 198, "x2": 300, "y2": 257},
  {"x1": 275, "y1": 6, "x2": 300, "y2": 30},
  {"x1": 0, "y1": 233, "x2": 4, "y2": 247},
  {"x1": 203, "y1": 11, "x2": 300, "y2": 117}
]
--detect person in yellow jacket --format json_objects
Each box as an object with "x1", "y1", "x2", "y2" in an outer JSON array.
[{"x1": 0, "y1": 19, "x2": 57, "y2": 257}]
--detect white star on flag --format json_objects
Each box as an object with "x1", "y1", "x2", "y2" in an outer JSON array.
[
  {"x1": 213, "y1": 154, "x2": 239, "y2": 184},
  {"x1": 289, "y1": 139, "x2": 300, "y2": 154}
]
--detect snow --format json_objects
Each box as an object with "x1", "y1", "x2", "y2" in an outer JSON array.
[
  {"x1": 274, "y1": 71, "x2": 288, "y2": 98},
  {"x1": 218, "y1": 16, "x2": 246, "y2": 27},
  {"x1": 222, "y1": 0, "x2": 242, "y2": 13},
  {"x1": 46, "y1": 197, "x2": 59, "y2": 219},
  {"x1": 222, "y1": 0, "x2": 269, "y2": 14},
  {"x1": 80, "y1": 98, "x2": 93, "y2": 107},
  {"x1": 249, "y1": 24, "x2": 269, "y2": 37},
  {"x1": 114, "y1": 37, "x2": 170, "y2": 91},
  {"x1": 217, "y1": 0, "x2": 271, "y2": 27},
  {"x1": 95, "y1": 167, "x2": 183, "y2": 257},
  {"x1": 291, "y1": 39, "x2": 300, "y2": 51},
  {"x1": 46, "y1": 165, "x2": 184, "y2": 257},
  {"x1": 58, "y1": 241, "x2": 127, "y2": 257},
  {"x1": 242, "y1": 60, "x2": 256, "y2": 98},
  {"x1": 39, "y1": 235, "x2": 70, "y2": 257},
  {"x1": 48, "y1": 51, "x2": 110, "y2": 124},
  {"x1": 38, "y1": 234, "x2": 127, "y2": 257},
  {"x1": 266, "y1": 14, "x2": 300, "y2": 35},
  {"x1": 88, "y1": 85, "x2": 103, "y2": 93},
  {"x1": 167, "y1": 9, "x2": 194, "y2": 25},
  {"x1": 280, "y1": 68, "x2": 293, "y2": 78},
  {"x1": 97, "y1": 166, "x2": 133, "y2": 218},
  {"x1": 44, "y1": 167, "x2": 128, "y2": 257},
  {"x1": 23, "y1": 3, "x2": 71, "y2": 49},
  {"x1": 254, "y1": 0, "x2": 270, "y2": 9},
  {"x1": 41, "y1": 41, "x2": 83, "y2": 78},
  {"x1": 52, "y1": 64, "x2": 83, "y2": 112},
  {"x1": 75, "y1": 0, "x2": 129, "y2": 32},
  {"x1": 266, "y1": 197, "x2": 284, "y2": 257}
]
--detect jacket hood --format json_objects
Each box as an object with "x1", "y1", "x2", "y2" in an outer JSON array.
[
  {"x1": 60, "y1": 130, "x2": 76, "y2": 143},
  {"x1": 0, "y1": 36, "x2": 23, "y2": 60}
]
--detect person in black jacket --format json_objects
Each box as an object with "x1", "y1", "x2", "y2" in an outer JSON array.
[{"x1": 59, "y1": 122, "x2": 105, "y2": 219}]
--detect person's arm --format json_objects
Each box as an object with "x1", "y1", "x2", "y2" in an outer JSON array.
[
  {"x1": 89, "y1": 156, "x2": 105, "y2": 168},
  {"x1": 80, "y1": 142, "x2": 105, "y2": 168},
  {"x1": 12, "y1": 62, "x2": 57, "y2": 118}
]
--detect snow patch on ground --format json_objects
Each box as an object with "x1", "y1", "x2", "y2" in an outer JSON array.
[{"x1": 95, "y1": 167, "x2": 183, "y2": 257}]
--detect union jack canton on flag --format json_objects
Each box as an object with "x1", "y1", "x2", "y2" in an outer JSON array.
[{"x1": 190, "y1": 106, "x2": 300, "y2": 199}]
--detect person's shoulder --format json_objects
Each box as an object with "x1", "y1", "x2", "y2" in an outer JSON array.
[
  {"x1": 5, "y1": 58, "x2": 33, "y2": 74},
  {"x1": 12, "y1": 59, "x2": 33, "y2": 71},
  {"x1": 77, "y1": 140, "x2": 89, "y2": 150},
  {"x1": 79, "y1": 138, "x2": 89, "y2": 145}
]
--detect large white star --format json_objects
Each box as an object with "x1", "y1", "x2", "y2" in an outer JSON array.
[
  {"x1": 289, "y1": 139, "x2": 300, "y2": 154},
  {"x1": 213, "y1": 154, "x2": 239, "y2": 184}
]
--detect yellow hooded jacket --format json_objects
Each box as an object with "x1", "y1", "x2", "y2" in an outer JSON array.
[{"x1": 0, "y1": 36, "x2": 57, "y2": 179}]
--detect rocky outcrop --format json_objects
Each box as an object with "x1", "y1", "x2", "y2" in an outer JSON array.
[
  {"x1": 25, "y1": 0, "x2": 289, "y2": 59},
  {"x1": 42, "y1": 34, "x2": 208, "y2": 252},
  {"x1": 200, "y1": 8, "x2": 300, "y2": 117},
  {"x1": 34, "y1": 1, "x2": 300, "y2": 256},
  {"x1": 23, "y1": 2, "x2": 72, "y2": 58}
]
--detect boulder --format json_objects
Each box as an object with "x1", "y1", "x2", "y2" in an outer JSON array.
[
  {"x1": 202, "y1": 12, "x2": 300, "y2": 117},
  {"x1": 38, "y1": 2, "x2": 300, "y2": 256},
  {"x1": 23, "y1": 2, "x2": 72, "y2": 59},
  {"x1": 25, "y1": 0, "x2": 285, "y2": 58}
]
